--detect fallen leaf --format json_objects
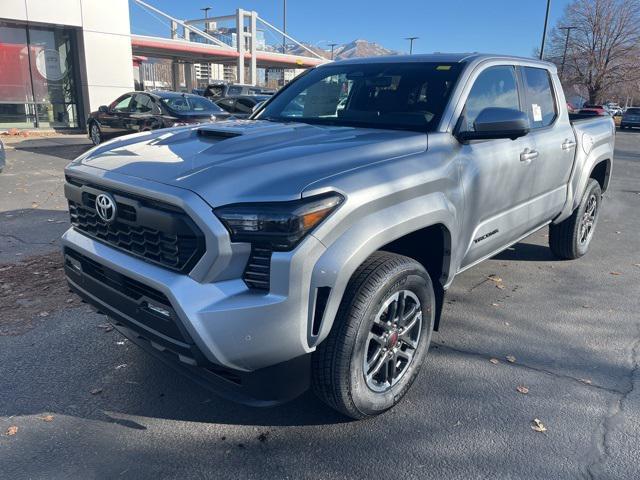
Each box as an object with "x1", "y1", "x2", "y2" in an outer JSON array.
[
  {"x1": 496, "y1": 284, "x2": 506, "y2": 290},
  {"x1": 115, "y1": 364, "x2": 127, "y2": 370},
  {"x1": 66, "y1": 298, "x2": 74, "y2": 303},
  {"x1": 97, "y1": 323, "x2": 114, "y2": 332},
  {"x1": 516, "y1": 385, "x2": 529, "y2": 394},
  {"x1": 39, "y1": 415, "x2": 54, "y2": 422},
  {"x1": 90, "y1": 388, "x2": 103, "y2": 395},
  {"x1": 610, "y1": 272, "x2": 622, "y2": 276},
  {"x1": 615, "y1": 231, "x2": 621, "y2": 234},
  {"x1": 31, "y1": 202, "x2": 39, "y2": 208},
  {"x1": 504, "y1": 322, "x2": 510, "y2": 326},
  {"x1": 633, "y1": 263, "x2": 640, "y2": 268},
  {"x1": 506, "y1": 355, "x2": 516, "y2": 363},
  {"x1": 531, "y1": 418, "x2": 547, "y2": 433},
  {"x1": 491, "y1": 303, "x2": 500, "y2": 307},
  {"x1": 38, "y1": 311, "x2": 49, "y2": 318},
  {"x1": 579, "y1": 378, "x2": 592, "y2": 385},
  {"x1": 6, "y1": 426, "x2": 18, "y2": 436},
  {"x1": 488, "y1": 275, "x2": 503, "y2": 284},
  {"x1": 489, "y1": 358, "x2": 500, "y2": 365}
]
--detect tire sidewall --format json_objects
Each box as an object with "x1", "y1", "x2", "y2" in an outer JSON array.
[
  {"x1": 348, "y1": 267, "x2": 435, "y2": 417},
  {"x1": 90, "y1": 123, "x2": 102, "y2": 145},
  {"x1": 574, "y1": 180, "x2": 602, "y2": 257}
]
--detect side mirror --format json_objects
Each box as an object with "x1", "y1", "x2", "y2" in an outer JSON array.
[
  {"x1": 98, "y1": 105, "x2": 109, "y2": 114},
  {"x1": 457, "y1": 107, "x2": 529, "y2": 142}
]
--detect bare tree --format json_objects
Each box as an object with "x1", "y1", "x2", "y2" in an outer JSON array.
[{"x1": 544, "y1": 0, "x2": 640, "y2": 104}]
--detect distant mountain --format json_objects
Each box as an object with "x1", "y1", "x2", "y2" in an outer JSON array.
[{"x1": 287, "y1": 39, "x2": 399, "y2": 60}]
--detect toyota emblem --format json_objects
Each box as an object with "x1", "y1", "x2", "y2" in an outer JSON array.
[{"x1": 95, "y1": 193, "x2": 117, "y2": 223}]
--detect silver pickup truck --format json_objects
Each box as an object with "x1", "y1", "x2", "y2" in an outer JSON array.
[{"x1": 63, "y1": 54, "x2": 614, "y2": 419}]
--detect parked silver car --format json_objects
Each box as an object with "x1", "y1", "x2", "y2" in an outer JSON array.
[{"x1": 62, "y1": 54, "x2": 615, "y2": 419}]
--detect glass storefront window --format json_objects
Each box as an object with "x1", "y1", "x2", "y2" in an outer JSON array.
[{"x1": 0, "y1": 21, "x2": 79, "y2": 129}]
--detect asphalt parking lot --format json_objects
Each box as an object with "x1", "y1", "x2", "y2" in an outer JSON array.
[{"x1": 0, "y1": 131, "x2": 639, "y2": 479}]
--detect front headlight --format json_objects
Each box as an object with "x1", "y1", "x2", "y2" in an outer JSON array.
[{"x1": 214, "y1": 192, "x2": 344, "y2": 251}]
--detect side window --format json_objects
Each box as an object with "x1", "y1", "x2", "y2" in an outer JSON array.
[
  {"x1": 133, "y1": 94, "x2": 155, "y2": 114},
  {"x1": 460, "y1": 66, "x2": 520, "y2": 132},
  {"x1": 216, "y1": 98, "x2": 236, "y2": 112},
  {"x1": 522, "y1": 67, "x2": 557, "y2": 128},
  {"x1": 227, "y1": 86, "x2": 242, "y2": 95},
  {"x1": 235, "y1": 98, "x2": 255, "y2": 114},
  {"x1": 110, "y1": 94, "x2": 132, "y2": 113}
]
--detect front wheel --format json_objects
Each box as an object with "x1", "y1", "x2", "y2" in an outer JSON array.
[
  {"x1": 549, "y1": 179, "x2": 602, "y2": 259},
  {"x1": 89, "y1": 122, "x2": 102, "y2": 145},
  {"x1": 312, "y1": 251, "x2": 435, "y2": 419}
]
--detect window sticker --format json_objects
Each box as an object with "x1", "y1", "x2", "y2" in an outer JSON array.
[{"x1": 532, "y1": 103, "x2": 542, "y2": 122}]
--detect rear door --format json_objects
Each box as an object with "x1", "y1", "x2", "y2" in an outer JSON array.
[
  {"x1": 520, "y1": 66, "x2": 575, "y2": 226},
  {"x1": 457, "y1": 65, "x2": 539, "y2": 269},
  {"x1": 128, "y1": 93, "x2": 160, "y2": 132}
]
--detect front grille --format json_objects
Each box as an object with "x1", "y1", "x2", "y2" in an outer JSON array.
[
  {"x1": 65, "y1": 177, "x2": 205, "y2": 273},
  {"x1": 243, "y1": 244, "x2": 272, "y2": 290}
]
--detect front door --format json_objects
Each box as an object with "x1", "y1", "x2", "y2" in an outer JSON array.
[
  {"x1": 456, "y1": 65, "x2": 538, "y2": 269},
  {"x1": 100, "y1": 94, "x2": 132, "y2": 134}
]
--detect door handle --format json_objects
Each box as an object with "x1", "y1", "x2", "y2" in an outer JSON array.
[
  {"x1": 562, "y1": 139, "x2": 577, "y2": 150},
  {"x1": 520, "y1": 148, "x2": 538, "y2": 162}
]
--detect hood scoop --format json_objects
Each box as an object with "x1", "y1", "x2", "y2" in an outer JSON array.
[{"x1": 196, "y1": 128, "x2": 243, "y2": 141}]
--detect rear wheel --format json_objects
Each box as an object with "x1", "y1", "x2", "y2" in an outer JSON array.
[
  {"x1": 312, "y1": 251, "x2": 435, "y2": 419},
  {"x1": 549, "y1": 179, "x2": 602, "y2": 259}
]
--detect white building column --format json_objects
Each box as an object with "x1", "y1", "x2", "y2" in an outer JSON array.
[{"x1": 236, "y1": 8, "x2": 245, "y2": 84}]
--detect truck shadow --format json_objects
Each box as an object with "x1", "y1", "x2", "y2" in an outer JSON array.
[{"x1": 492, "y1": 240, "x2": 557, "y2": 262}]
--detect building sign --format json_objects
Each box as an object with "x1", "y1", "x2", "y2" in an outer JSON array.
[{"x1": 35, "y1": 49, "x2": 65, "y2": 81}]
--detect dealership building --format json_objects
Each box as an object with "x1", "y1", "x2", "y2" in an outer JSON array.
[
  {"x1": 0, "y1": 0, "x2": 323, "y2": 131},
  {"x1": 0, "y1": 0, "x2": 134, "y2": 130}
]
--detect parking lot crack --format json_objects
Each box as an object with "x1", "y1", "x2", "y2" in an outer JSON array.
[
  {"x1": 584, "y1": 327, "x2": 640, "y2": 479},
  {"x1": 433, "y1": 343, "x2": 626, "y2": 396},
  {"x1": 0, "y1": 233, "x2": 57, "y2": 246}
]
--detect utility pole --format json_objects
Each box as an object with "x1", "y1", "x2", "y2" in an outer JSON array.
[
  {"x1": 282, "y1": 0, "x2": 287, "y2": 54},
  {"x1": 539, "y1": 0, "x2": 551, "y2": 60},
  {"x1": 200, "y1": 7, "x2": 211, "y2": 33},
  {"x1": 559, "y1": 26, "x2": 576, "y2": 79},
  {"x1": 328, "y1": 42, "x2": 338, "y2": 60},
  {"x1": 405, "y1": 36, "x2": 419, "y2": 55}
]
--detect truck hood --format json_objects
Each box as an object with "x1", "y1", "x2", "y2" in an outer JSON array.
[{"x1": 74, "y1": 120, "x2": 428, "y2": 206}]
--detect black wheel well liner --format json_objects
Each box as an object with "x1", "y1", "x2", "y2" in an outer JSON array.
[
  {"x1": 589, "y1": 159, "x2": 611, "y2": 192},
  {"x1": 379, "y1": 223, "x2": 451, "y2": 331}
]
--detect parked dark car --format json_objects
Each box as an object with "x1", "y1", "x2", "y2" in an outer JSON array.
[
  {"x1": 203, "y1": 82, "x2": 275, "y2": 99},
  {"x1": 87, "y1": 91, "x2": 231, "y2": 145},
  {"x1": 215, "y1": 95, "x2": 270, "y2": 118},
  {"x1": 620, "y1": 107, "x2": 640, "y2": 130}
]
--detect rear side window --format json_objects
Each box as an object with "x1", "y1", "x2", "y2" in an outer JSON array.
[
  {"x1": 460, "y1": 66, "x2": 520, "y2": 132},
  {"x1": 227, "y1": 86, "x2": 242, "y2": 95},
  {"x1": 522, "y1": 67, "x2": 557, "y2": 128}
]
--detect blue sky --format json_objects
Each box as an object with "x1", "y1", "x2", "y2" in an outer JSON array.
[{"x1": 130, "y1": 0, "x2": 571, "y2": 57}]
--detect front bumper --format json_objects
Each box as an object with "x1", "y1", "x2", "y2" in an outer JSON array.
[{"x1": 62, "y1": 226, "x2": 326, "y2": 374}]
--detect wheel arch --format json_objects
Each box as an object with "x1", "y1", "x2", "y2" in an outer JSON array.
[
  {"x1": 589, "y1": 158, "x2": 611, "y2": 193},
  {"x1": 309, "y1": 196, "x2": 457, "y2": 347}
]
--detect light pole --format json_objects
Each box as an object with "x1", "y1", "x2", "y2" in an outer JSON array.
[
  {"x1": 405, "y1": 36, "x2": 419, "y2": 55},
  {"x1": 328, "y1": 42, "x2": 338, "y2": 60},
  {"x1": 539, "y1": 0, "x2": 551, "y2": 60},
  {"x1": 200, "y1": 7, "x2": 211, "y2": 32},
  {"x1": 559, "y1": 26, "x2": 576, "y2": 79},
  {"x1": 282, "y1": 0, "x2": 287, "y2": 54}
]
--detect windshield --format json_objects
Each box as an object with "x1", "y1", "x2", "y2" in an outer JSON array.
[
  {"x1": 256, "y1": 62, "x2": 464, "y2": 132},
  {"x1": 161, "y1": 95, "x2": 224, "y2": 114}
]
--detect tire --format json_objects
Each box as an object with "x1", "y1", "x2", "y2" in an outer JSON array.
[
  {"x1": 549, "y1": 179, "x2": 602, "y2": 259},
  {"x1": 312, "y1": 251, "x2": 435, "y2": 419},
  {"x1": 89, "y1": 122, "x2": 102, "y2": 145}
]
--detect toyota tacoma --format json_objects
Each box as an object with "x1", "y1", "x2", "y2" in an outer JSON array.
[{"x1": 63, "y1": 54, "x2": 615, "y2": 419}]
